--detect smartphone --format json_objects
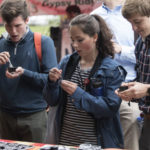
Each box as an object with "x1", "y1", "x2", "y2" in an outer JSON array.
[
  {"x1": 118, "y1": 86, "x2": 128, "y2": 92},
  {"x1": 8, "y1": 67, "x2": 17, "y2": 73}
]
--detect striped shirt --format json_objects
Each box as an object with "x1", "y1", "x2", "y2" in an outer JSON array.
[
  {"x1": 136, "y1": 35, "x2": 150, "y2": 113},
  {"x1": 59, "y1": 64, "x2": 98, "y2": 146}
]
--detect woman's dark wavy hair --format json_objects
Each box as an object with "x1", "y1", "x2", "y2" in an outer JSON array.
[{"x1": 69, "y1": 14, "x2": 114, "y2": 59}]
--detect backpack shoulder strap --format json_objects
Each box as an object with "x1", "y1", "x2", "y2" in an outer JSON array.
[{"x1": 34, "y1": 32, "x2": 42, "y2": 63}]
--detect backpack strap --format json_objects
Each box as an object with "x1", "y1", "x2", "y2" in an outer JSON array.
[{"x1": 34, "y1": 32, "x2": 42, "y2": 63}]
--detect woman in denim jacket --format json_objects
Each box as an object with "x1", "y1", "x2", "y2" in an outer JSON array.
[{"x1": 43, "y1": 14, "x2": 126, "y2": 149}]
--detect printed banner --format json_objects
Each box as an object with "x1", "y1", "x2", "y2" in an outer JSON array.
[
  {"x1": 0, "y1": 0, "x2": 101, "y2": 16},
  {"x1": 27, "y1": 0, "x2": 101, "y2": 15},
  {"x1": 0, "y1": 0, "x2": 101, "y2": 22}
]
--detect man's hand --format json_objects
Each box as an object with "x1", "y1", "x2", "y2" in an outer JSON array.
[
  {"x1": 0, "y1": 52, "x2": 10, "y2": 65},
  {"x1": 6, "y1": 67, "x2": 24, "y2": 79},
  {"x1": 115, "y1": 82, "x2": 150, "y2": 101},
  {"x1": 48, "y1": 68, "x2": 62, "y2": 82},
  {"x1": 112, "y1": 42, "x2": 122, "y2": 54}
]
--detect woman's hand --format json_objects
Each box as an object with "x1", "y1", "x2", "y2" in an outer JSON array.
[{"x1": 61, "y1": 80, "x2": 77, "y2": 95}]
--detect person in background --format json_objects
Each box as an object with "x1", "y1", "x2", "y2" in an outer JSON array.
[
  {"x1": 0, "y1": 0, "x2": 57, "y2": 143},
  {"x1": 60, "y1": 5, "x2": 81, "y2": 60},
  {"x1": 91, "y1": 0, "x2": 141, "y2": 150},
  {"x1": 43, "y1": 14, "x2": 126, "y2": 149},
  {"x1": 50, "y1": 5, "x2": 81, "y2": 63},
  {"x1": 65, "y1": 5, "x2": 81, "y2": 22},
  {"x1": 115, "y1": 0, "x2": 150, "y2": 149}
]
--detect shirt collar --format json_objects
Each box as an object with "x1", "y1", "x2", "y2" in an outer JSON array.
[
  {"x1": 102, "y1": 2, "x2": 122, "y2": 13},
  {"x1": 146, "y1": 35, "x2": 150, "y2": 41},
  {"x1": 142, "y1": 35, "x2": 150, "y2": 42},
  {"x1": 143, "y1": 35, "x2": 150, "y2": 48}
]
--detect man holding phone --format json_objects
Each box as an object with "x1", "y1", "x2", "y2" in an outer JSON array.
[{"x1": 115, "y1": 0, "x2": 150, "y2": 149}]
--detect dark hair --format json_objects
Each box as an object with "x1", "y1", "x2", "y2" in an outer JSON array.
[
  {"x1": 69, "y1": 14, "x2": 114, "y2": 58},
  {"x1": 66, "y1": 5, "x2": 81, "y2": 14},
  {"x1": 0, "y1": 0, "x2": 30, "y2": 23}
]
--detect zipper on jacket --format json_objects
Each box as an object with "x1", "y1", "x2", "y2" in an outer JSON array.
[{"x1": 14, "y1": 43, "x2": 18, "y2": 55}]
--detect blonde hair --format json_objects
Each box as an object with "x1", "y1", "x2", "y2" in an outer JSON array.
[{"x1": 122, "y1": 0, "x2": 150, "y2": 19}]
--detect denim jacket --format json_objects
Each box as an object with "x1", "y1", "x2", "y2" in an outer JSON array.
[{"x1": 43, "y1": 52, "x2": 126, "y2": 149}]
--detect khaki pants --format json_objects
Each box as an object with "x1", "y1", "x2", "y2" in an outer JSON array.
[
  {"x1": 0, "y1": 110, "x2": 47, "y2": 143},
  {"x1": 120, "y1": 101, "x2": 141, "y2": 150},
  {"x1": 45, "y1": 106, "x2": 58, "y2": 144}
]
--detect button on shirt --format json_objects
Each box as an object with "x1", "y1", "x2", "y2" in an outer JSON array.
[{"x1": 91, "y1": 3, "x2": 136, "y2": 82}]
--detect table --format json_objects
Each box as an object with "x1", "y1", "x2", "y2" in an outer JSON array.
[
  {"x1": 0, "y1": 139, "x2": 78, "y2": 150},
  {"x1": 0, "y1": 139, "x2": 125, "y2": 150}
]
